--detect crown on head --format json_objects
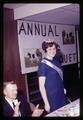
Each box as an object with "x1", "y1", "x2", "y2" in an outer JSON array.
[{"x1": 45, "y1": 39, "x2": 53, "y2": 43}]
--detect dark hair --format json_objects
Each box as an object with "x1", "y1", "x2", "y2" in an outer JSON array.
[
  {"x1": 55, "y1": 50, "x2": 64, "y2": 63},
  {"x1": 42, "y1": 41, "x2": 58, "y2": 52}
]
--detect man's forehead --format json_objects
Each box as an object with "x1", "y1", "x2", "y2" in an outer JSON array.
[{"x1": 6, "y1": 83, "x2": 17, "y2": 89}]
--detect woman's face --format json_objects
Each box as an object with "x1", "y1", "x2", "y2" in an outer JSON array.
[{"x1": 46, "y1": 44, "x2": 56, "y2": 58}]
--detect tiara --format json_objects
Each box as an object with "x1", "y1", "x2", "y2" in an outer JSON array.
[{"x1": 45, "y1": 39, "x2": 54, "y2": 43}]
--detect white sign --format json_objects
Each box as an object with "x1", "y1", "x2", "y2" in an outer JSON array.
[{"x1": 17, "y1": 20, "x2": 77, "y2": 74}]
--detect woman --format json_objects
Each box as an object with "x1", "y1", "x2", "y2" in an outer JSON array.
[{"x1": 37, "y1": 40, "x2": 66, "y2": 113}]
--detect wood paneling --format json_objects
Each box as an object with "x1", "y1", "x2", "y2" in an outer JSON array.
[{"x1": 3, "y1": 8, "x2": 27, "y2": 98}]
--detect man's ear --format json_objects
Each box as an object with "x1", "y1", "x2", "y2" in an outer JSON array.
[{"x1": 3, "y1": 89, "x2": 7, "y2": 96}]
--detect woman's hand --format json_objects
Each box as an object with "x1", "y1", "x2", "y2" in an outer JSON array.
[{"x1": 45, "y1": 103, "x2": 50, "y2": 113}]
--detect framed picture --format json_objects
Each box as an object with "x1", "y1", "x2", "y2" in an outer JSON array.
[
  {"x1": 62, "y1": 30, "x2": 75, "y2": 44},
  {"x1": 24, "y1": 48, "x2": 42, "y2": 68}
]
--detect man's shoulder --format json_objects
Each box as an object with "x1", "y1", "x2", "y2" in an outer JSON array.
[{"x1": 2, "y1": 97, "x2": 7, "y2": 105}]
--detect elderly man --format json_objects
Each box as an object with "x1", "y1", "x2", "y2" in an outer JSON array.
[{"x1": 3, "y1": 81, "x2": 44, "y2": 117}]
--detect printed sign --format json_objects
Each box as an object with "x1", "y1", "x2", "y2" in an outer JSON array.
[{"x1": 17, "y1": 20, "x2": 77, "y2": 74}]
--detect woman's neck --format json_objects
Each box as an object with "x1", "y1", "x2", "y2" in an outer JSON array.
[{"x1": 45, "y1": 55, "x2": 53, "y2": 60}]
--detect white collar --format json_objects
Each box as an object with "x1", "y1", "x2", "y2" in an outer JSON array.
[
  {"x1": 5, "y1": 97, "x2": 14, "y2": 109},
  {"x1": 5, "y1": 97, "x2": 21, "y2": 116}
]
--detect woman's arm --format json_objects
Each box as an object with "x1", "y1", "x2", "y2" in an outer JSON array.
[{"x1": 38, "y1": 76, "x2": 50, "y2": 112}]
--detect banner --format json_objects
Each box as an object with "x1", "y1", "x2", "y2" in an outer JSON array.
[{"x1": 17, "y1": 20, "x2": 77, "y2": 74}]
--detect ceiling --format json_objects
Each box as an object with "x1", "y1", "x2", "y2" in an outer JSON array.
[
  {"x1": 4, "y1": 3, "x2": 80, "y2": 25},
  {"x1": 4, "y1": 3, "x2": 26, "y2": 9}
]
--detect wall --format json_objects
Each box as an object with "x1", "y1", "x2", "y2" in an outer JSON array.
[{"x1": 3, "y1": 8, "x2": 27, "y2": 98}]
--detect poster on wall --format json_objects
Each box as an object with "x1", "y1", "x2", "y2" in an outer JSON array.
[
  {"x1": 17, "y1": 20, "x2": 77, "y2": 74},
  {"x1": 24, "y1": 48, "x2": 42, "y2": 68}
]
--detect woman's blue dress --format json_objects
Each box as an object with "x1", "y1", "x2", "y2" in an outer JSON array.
[{"x1": 37, "y1": 58, "x2": 66, "y2": 112}]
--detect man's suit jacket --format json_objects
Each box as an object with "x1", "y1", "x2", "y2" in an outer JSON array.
[{"x1": 2, "y1": 95, "x2": 32, "y2": 117}]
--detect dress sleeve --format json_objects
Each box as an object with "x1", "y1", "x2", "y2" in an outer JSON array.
[{"x1": 37, "y1": 63, "x2": 46, "y2": 77}]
